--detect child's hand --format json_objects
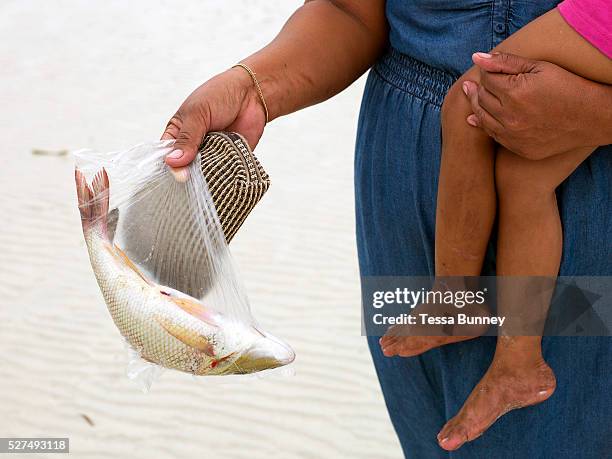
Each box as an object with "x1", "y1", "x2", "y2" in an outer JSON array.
[{"x1": 464, "y1": 52, "x2": 612, "y2": 160}]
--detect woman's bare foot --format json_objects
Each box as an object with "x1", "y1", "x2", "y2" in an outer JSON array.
[
  {"x1": 437, "y1": 351, "x2": 556, "y2": 451},
  {"x1": 379, "y1": 300, "x2": 490, "y2": 357}
]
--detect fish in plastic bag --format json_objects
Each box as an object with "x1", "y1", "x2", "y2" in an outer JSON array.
[{"x1": 74, "y1": 141, "x2": 294, "y2": 380}]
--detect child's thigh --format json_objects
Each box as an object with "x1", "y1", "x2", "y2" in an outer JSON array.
[
  {"x1": 495, "y1": 146, "x2": 595, "y2": 194},
  {"x1": 493, "y1": 9, "x2": 612, "y2": 83}
]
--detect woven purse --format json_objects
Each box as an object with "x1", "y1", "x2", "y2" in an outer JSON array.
[
  {"x1": 120, "y1": 131, "x2": 270, "y2": 297},
  {"x1": 199, "y1": 131, "x2": 270, "y2": 243}
]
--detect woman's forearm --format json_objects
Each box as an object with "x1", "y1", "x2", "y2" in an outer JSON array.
[
  {"x1": 461, "y1": 9, "x2": 612, "y2": 156},
  {"x1": 162, "y1": 1, "x2": 387, "y2": 166},
  {"x1": 582, "y1": 81, "x2": 612, "y2": 147},
  {"x1": 241, "y1": 0, "x2": 387, "y2": 120}
]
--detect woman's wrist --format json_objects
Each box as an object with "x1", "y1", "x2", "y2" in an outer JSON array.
[
  {"x1": 225, "y1": 66, "x2": 266, "y2": 118},
  {"x1": 225, "y1": 65, "x2": 268, "y2": 125},
  {"x1": 240, "y1": 54, "x2": 288, "y2": 122}
]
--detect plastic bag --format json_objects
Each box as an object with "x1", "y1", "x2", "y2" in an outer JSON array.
[{"x1": 74, "y1": 141, "x2": 294, "y2": 388}]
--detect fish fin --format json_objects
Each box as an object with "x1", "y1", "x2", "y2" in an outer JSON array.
[
  {"x1": 75, "y1": 167, "x2": 110, "y2": 236},
  {"x1": 154, "y1": 315, "x2": 215, "y2": 356},
  {"x1": 170, "y1": 297, "x2": 220, "y2": 328},
  {"x1": 111, "y1": 244, "x2": 153, "y2": 286},
  {"x1": 75, "y1": 168, "x2": 94, "y2": 231},
  {"x1": 107, "y1": 208, "x2": 119, "y2": 242},
  {"x1": 90, "y1": 168, "x2": 110, "y2": 235}
]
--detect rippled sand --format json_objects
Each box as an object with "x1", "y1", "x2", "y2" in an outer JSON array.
[{"x1": 0, "y1": 1, "x2": 401, "y2": 458}]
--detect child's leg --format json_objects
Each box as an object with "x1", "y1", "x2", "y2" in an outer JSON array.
[
  {"x1": 379, "y1": 66, "x2": 496, "y2": 357},
  {"x1": 435, "y1": 14, "x2": 611, "y2": 449},
  {"x1": 436, "y1": 7, "x2": 610, "y2": 289},
  {"x1": 380, "y1": 7, "x2": 611, "y2": 356},
  {"x1": 436, "y1": 74, "x2": 496, "y2": 277},
  {"x1": 437, "y1": 145, "x2": 594, "y2": 451},
  {"x1": 379, "y1": 5, "x2": 612, "y2": 449}
]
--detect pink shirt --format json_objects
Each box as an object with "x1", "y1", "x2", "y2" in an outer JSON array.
[{"x1": 558, "y1": 0, "x2": 612, "y2": 59}]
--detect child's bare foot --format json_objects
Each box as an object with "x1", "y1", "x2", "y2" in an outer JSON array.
[
  {"x1": 437, "y1": 353, "x2": 556, "y2": 451},
  {"x1": 379, "y1": 300, "x2": 490, "y2": 357}
]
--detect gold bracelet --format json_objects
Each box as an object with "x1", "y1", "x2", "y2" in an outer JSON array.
[{"x1": 232, "y1": 63, "x2": 269, "y2": 124}]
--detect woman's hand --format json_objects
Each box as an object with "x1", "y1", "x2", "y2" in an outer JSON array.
[
  {"x1": 162, "y1": 67, "x2": 267, "y2": 168},
  {"x1": 463, "y1": 52, "x2": 612, "y2": 160}
]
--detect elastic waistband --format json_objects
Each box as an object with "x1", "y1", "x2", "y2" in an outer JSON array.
[{"x1": 374, "y1": 48, "x2": 456, "y2": 107}]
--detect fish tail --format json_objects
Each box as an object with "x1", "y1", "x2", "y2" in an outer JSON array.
[{"x1": 75, "y1": 167, "x2": 110, "y2": 236}]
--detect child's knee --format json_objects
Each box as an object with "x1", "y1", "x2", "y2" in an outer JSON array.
[
  {"x1": 441, "y1": 81, "x2": 467, "y2": 128},
  {"x1": 441, "y1": 66, "x2": 481, "y2": 126}
]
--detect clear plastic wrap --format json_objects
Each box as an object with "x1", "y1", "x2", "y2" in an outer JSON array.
[{"x1": 74, "y1": 141, "x2": 294, "y2": 389}]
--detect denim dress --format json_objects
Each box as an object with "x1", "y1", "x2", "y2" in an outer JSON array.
[{"x1": 355, "y1": 1, "x2": 612, "y2": 457}]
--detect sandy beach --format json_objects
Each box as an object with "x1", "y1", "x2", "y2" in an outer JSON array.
[{"x1": 0, "y1": 1, "x2": 401, "y2": 457}]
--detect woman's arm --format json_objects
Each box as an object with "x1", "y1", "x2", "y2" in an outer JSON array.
[
  {"x1": 164, "y1": 0, "x2": 387, "y2": 167},
  {"x1": 244, "y1": 0, "x2": 388, "y2": 119},
  {"x1": 444, "y1": 8, "x2": 612, "y2": 151}
]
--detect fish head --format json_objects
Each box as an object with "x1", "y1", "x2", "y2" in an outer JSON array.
[{"x1": 209, "y1": 330, "x2": 295, "y2": 376}]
